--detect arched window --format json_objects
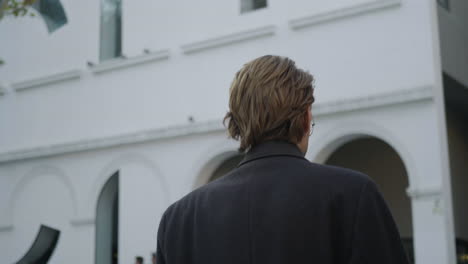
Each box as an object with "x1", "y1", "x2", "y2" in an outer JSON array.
[{"x1": 96, "y1": 171, "x2": 119, "y2": 264}]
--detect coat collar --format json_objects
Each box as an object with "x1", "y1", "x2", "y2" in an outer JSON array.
[{"x1": 238, "y1": 140, "x2": 306, "y2": 167}]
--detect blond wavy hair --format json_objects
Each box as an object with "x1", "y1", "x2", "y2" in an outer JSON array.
[{"x1": 224, "y1": 55, "x2": 315, "y2": 152}]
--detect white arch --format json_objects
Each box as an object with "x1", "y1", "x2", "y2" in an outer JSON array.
[
  {"x1": 83, "y1": 152, "x2": 169, "y2": 219},
  {"x1": 307, "y1": 120, "x2": 418, "y2": 189},
  {"x1": 4, "y1": 164, "x2": 78, "y2": 228},
  {"x1": 192, "y1": 138, "x2": 240, "y2": 189}
]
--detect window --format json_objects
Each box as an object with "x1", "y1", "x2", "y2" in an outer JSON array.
[
  {"x1": 437, "y1": 0, "x2": 449, "y2": 11},
  {"x1": 100, "y1": 0, "x2": 122, "y2": 61},
  {"x1": 241, "y1": 0, "x2": 267, "y2": 14}
]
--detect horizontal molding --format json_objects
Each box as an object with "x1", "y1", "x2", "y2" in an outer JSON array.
[
  {"x1": 70, "y1": 218, "x2": 94, "y2": 226},
  {"x1": 89, "y1": 50, "x2": 170, "y2": 74},
  {"x1": 289, "y1": 0, "x2": 401, "y2": 30},
  {"x1": 0, "y1": 121, "x2": 224, "y2": 164},
  {"x1": 0, "y1": 86, "x2": 433, "y2": 163},
  {"x1": 314, "y1": 85, "x2": 432, "y2": 116},
  {"x1": 406, "y1": 186, "x2": 442, "y2": 199},
  {"x1": 181, "y1": 25, "x2": 276, "y2": 54},
  {"x1": 12, "y1": 69, "x2": 82, "y2": 92}
]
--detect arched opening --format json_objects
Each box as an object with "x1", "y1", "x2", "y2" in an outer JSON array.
[
  {"x1": 96, "y1": 171, "x2": 119, "y2": 264},
  {"x1": 7, "y1": 170, "x2": 74, "y2": 263},
  {"x1": 324, "y1": 137, "x2": 414, "y2": 262},
  {"x1": 208, "y1": 154, "x2": 244, "y2": 183},
  {"x1": 444, "y1": 74, "x2": 468, "y2": 261}
]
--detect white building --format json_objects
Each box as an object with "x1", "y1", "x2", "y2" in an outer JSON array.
[{"x1": 0, "y1": 0, "x2": 467, "y2": 263}]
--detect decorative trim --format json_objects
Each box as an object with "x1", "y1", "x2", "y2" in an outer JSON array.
[
  {"x1": 0, "y1": 121, "x2": 224, "y2": 164},
  {"x1": 12, "y1": 70, "x2": 82, "y2": 92},
  {"x1": 289, "y1": 0, "x2": 401, "y2": 30},
  {"x1": 0, "y1": 224, "x2": 13, "y2": 232},
  {"x1": 70, "y1": 218, "x2": 95, "y2": 226},
  {"x1": 0, "y1": 86, "x2": 433, "y2": 163},
  {"x1": 406, "y1": 186, "x2": 442, "y2": 199},
  {"x1": 314, "y1": 85, "x2": 432, "y2": 116},
  {"x1": 89, "y1": 50, "x2": 170, "y2": 74},
  {"x1": 5, "y1": 165, "x2": 79, "y2": 225},
  {"x1": 181, "y1": 25, "x2": 276, "y2": 54}
]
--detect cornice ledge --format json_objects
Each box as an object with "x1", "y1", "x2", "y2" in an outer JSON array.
[
  {"x1": 12, "y1": 69, "x2": 82, "y2": 92},
  {"x1": 70, "y1": 218, "x2": 95, "y2": 226},
  {"x1": 406, "y1": 186, "x2": 442, "y2": 199},
  {"x1": 0, "y1": 86, "x2": 432, "y2": 163},
  {"x1": 289, "y1": 0, "x2": 401, "y2": 30},
  {"x1": 181, "y1": 25, "x2": 276, "y2": 54},
  {"x1": 0, "y1": 120, "x2": 224, "y2": 163},
  {"x1": 89, "y1": 49, "x2": 170, "y2": 74},
  {"x1": 314, "y1": 85, "x2": 432, "y2": 116}
]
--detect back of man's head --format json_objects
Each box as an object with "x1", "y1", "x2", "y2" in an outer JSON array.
[
  {"x1": 224, "y1": 55, "x2": 314, "y2": 152},
  {"x1": 136, "y1": 256, "x2": 144, "y2": 264}
]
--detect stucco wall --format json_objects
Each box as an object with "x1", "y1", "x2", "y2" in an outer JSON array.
[
  {"x1": 0, "y1": 98, "x2": 452, "y2": 264},
  {"x1": 0, "y1": 0, "x2": 440, "y2": 152},
  {"x1": 0, "y1": 1, "x2": 457, "y2": 263}
]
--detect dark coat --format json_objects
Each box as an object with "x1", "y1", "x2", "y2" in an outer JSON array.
[{"x1": 156, "y1": 140, "x2": 409, "y2": 264}]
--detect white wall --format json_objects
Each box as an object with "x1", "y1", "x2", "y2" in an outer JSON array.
[
  {"x1": 119, "y1": 162, "x2": 166, "y2": 264},
  {"x1": 0, "y1": 97, "x2": 454, "y2": 264},
  {"x1": 0, "y1": 129, "x2": 239, "y2": 264},
  {"x1": 0, "y1": 0, "x2": 441, "y2": 152},
  {"x1": 0, "y1": 0, "x2": 99, "y2": 81},
  {"x1": 0, "y1": 0, "x2": 457, "y2": 263},
  {"x1": 0, "y1": 167, "x2": 78, "y2": 264}
]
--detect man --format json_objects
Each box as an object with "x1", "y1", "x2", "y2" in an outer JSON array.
[{"x1": 156, "y1": 55, "x2": 409, "y2": 263}]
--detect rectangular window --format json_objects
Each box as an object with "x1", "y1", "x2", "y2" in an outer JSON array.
[
  {"x1": 100, "y1": 0, "x2": 122, "y2": 61},
  {"x1": 241, "y1": 0, "x2": 267, "y2": 14}
]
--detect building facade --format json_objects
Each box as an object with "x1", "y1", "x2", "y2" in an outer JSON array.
[{"x1": 0, "y1": 0, "x2": 467, "y2": 263}]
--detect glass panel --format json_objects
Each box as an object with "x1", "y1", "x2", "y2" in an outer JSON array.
[
  {"x1": 437, "y1": 0, "x2": 449, "y2": 11},
  {"x1": 253, "y1": 0, "x2": 267, "y2": 10},
  {"x1": 100, "y1": 0, "x2": 122, "y2": 61}
]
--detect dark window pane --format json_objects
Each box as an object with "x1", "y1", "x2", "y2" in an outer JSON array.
[
  {"x1": 100, "y1": 0, "x2": 122, "y2": 61},
  {"x1": 253, "y1": 0, "x2": 267, "y2": 9},
  {"x1": 437, "y1": 0, "x2": 450, "y2": 11},
  {"x1": 241, "y1": 0, "x2": 267, "y2": 14}
]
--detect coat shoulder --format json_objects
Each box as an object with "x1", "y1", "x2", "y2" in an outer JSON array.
[{"x1": 292, "y1": 160, "x2": 375, "y2": 199}]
